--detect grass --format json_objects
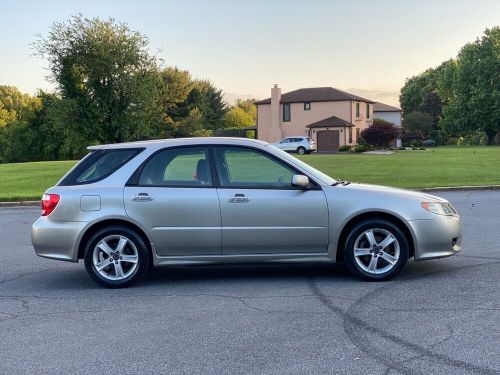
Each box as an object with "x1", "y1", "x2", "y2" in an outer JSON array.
[
  {"x1": 298, "y1": 146, "x2": 500, "y2": 189},
  {"x1": 1, "y1": 146, "x2": 499, "y2": 201},
  {"x1": 0, "y1": 161, "x2": 77, "y2": 201}
]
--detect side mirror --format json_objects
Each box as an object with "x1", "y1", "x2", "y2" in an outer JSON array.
[{"x1": 292, "y1": 174, "x2": 310, "y2": 189}]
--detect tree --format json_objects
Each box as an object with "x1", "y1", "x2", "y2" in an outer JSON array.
[
  {"x1": 402, "y1": 111, "x2": 434, "y2": 138},
  {"x1": 235, "y1": 98, "x2": 257, "y2": 122},
  {"x1": 172, "y1": 80, "x2": 227, "y2": 134},
  {"x1": 33, "y1": 15, "x2": 163, "y2": 150},
  {"x1": 0, "y1": 85, "x2": 39, "y2": 126},
  {"x1": 450, "y1": 27, "x2": 500, "y2": 144},
  {"x1": 360, "y1": 119, "x2": 400, "y2": 148},
  {"x1": 223, "y1": 107, "x2": 254, "y2": 129},
  {"x1": 419, "y1": 90, "x2": 442, "y2": 128}
]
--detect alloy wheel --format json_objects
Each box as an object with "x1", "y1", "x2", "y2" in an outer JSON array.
[
  {"x1": 92, "y1": 235, "x2": 139, "y2": 281},
  {"x1": 353, "y1": 228, "x2": 400, "y2": 275}
]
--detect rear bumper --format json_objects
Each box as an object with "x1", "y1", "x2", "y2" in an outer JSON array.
[
  {"x1": 31, "y1": 216, "x2": 86, "y2": 262},
  {"x1": 408, "y1": 215, "x2": 462, "y2": 260}
]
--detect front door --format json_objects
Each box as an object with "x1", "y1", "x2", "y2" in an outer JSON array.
[
  {"x1": 124, "y1": 147, "x2": 221, "y2": 257},
  {"x1": 317, "y1": 130, "x2": 340, "y2": 152},
  {"x1": 213, "y1": 146, "x2": 329, "y2": 255}
]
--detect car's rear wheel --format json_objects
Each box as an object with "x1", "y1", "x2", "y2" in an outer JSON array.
[
  {"x1": 297, "y1": 146, "x2": 306, "y2": 155},
  {"x1": 343, "y1": 219, "x2": 408, "y2": 281},
  {"x1": 84, "y1": 226, "x2": 150, "y2": 288}
]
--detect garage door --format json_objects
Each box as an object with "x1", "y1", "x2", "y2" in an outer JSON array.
[{"x1": 317, "y1": 130, "x2": 340, "y2": 152}]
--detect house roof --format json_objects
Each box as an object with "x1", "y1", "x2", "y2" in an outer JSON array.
[
  {"x1": 373, "y1": 102, "x2": 402, "y2": 112},
  {"x1": 254, "y1": 87, "x2": 375, "y2": 105},
  {"x1": 305, "y1": 115, "x2": 355, "y2": 129}
]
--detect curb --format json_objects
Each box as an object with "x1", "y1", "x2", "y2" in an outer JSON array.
[
  {"x1": 0, "y1": 201, "x2": 39, "y2": 207},
  {"x1": 1, "y1": 185, "x2": 500, "y2": 207},
  {"x1": 418, "y1": 185, "x2": 500, "y2": 192}
]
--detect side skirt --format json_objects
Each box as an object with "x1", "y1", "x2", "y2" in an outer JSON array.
[{"x1": 152, "y1": 252, "x2": 334, "y2": 266}]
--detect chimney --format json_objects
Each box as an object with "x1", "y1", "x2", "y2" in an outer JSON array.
[{"x1": 269, "y1": 84, "x2": 283, "y2": 142}]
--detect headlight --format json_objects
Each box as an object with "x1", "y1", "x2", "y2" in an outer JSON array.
[{"x1": 421, "y1": 202, "x2": 457, "y2": 216}]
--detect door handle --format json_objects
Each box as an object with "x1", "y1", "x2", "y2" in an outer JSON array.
[
  {"x1": 227, "y1": 194, "x2": 250, "y2": 203},
  {"x1": 132, "y1": 193, "x2": 153, "y2": 202}
]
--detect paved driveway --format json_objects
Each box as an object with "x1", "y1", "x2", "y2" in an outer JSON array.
[{"x1": 0, "y1": 190, "x2": 499, "y2": 374}]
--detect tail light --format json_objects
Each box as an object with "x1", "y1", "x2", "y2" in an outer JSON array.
[{"x1": 41, "y1": 194, "x2": 60, "y2": 216}]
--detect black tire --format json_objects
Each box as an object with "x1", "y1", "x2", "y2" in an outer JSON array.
[
  {"x1": 84, "y1": 225, "x2": 151, "y2": 288},
  {"x1": 343, "y1": 219, "x2": 409, "y2": 281},
  {"x1": 297, "y1": 147, "x2": 306, "y2": 155}
]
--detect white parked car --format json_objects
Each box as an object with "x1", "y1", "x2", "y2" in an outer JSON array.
[{"x1": 273, "y1": 136, "x2": 316, "y2": 154}]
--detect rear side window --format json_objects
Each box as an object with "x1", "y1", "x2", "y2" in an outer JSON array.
[
  {"x1": 138, "y1": 147, "x2": 212, "y2": 187},
  {"x1": 59, "y1": 149, "x2": 143, "y2": 186}
]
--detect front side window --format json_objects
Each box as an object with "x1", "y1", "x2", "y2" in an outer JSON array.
[
  {"x1": 356, "y1": 102, "x2": 360, "y2": 118},
  {"x1": 283, "y1": 103, "x2": 291, "y2": 122},
  {"x1": 60, "y1": 149, "x2": 142, "y2": 186},
  {"x1": 356, "y1": 128, "x2": 361, "y2": 143},
  {"x1": 349, "y1": 127, "x2": 353, "y2": 143},
  {"x1": 304, "y1": 102, "x2": 311, "y2": 111},
  {"x1": 214, "y1": 147, "x2": 296, "y2": 189},
  {"x1": 366, "y1": 103, "x2": 370, "y2": 118},
  {"x1": 138, "y1": 147, "x2": 212, "y2": 187},
  {"x1": 279, "y1": 138, "x2": 290, "y2": 144}
]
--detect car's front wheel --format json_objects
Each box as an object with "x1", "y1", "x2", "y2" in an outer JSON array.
[
  {"x1": 84, "y1": 226, "x2": 151, "y2": 288},
  {"x1": 343, "y1": 219, "x2": 409, "y2": 281}
]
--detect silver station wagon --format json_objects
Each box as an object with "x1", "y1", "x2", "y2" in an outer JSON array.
[{"x1": 32, "y1": 138, "x2": 462, "y2": 288}]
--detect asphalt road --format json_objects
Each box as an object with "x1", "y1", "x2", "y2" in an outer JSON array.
[{"x1": 0, "y1": 190, "x2": 499, "y2": 375}]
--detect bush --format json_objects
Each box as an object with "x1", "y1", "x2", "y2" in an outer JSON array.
[
  {"x1": 339, "y1": 145, "x2": 351, "y2": 152},
  {"x1": 354, "y1": 144, "x2": 370, "y2": 153},
  {"x1": 360, "y1": 120, "x2": 401, "y2": 148},
  {"x1": 402, "y1": 130, "x2": 424, "y2": 147},
  {"x1": 422, "y1": 139, "x2": 436, "y2": 147}
]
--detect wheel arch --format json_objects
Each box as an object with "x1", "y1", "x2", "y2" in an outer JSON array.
[
  {"x1": 335, "y1": 211, "x2": 415, "y2": 262},
  {"x1": 77, "y1": 218, "x2": 153, "y2": 260}
]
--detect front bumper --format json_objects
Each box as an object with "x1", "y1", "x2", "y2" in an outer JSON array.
[
  {"x1": 31, "y1": 216, "x2": 86, "y2": 262},
  {"x1": 408, "y1": 214, "x2": 462, "y2": 260}
]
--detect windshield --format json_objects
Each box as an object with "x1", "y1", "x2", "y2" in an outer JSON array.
[{"x1": 265, "y1": 144, "x2": 337, "y2": 185}]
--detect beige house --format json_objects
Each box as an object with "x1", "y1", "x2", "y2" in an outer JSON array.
[{"x1": 255, "y1": 86, "x2": 375, "y2": 152}]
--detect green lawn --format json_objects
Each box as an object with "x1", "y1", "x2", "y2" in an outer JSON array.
[
  {"x1": 298, "y1": 146, "x2": 500, "y2": 189},
  {"x1": 0, "y1": 161, "x2": 77, "y2": 201},
  {"x1": 1, "y1": 146, "x2": 499, "y2": 201}
]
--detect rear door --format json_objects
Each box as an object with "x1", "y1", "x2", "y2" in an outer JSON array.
[
  {"x1": 124, "y1": 146, "x2": 221, "y2": 256},
  {"x1": 213, "y1": 146, "x2": 329, "y2": 255}
]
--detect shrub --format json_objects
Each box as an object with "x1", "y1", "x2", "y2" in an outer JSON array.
[
  {"x1": 339, "y1": 145, "x2": 351, "y2": 152},
  {"x1": 402, "y1": 130, "x2": 424, "y2": 147},
  {"x1": 360, "y1": 120, "x2": 401, "y2": 148},
  {"x1": 422, "y1": 139, "x2": 436, "y2": 147},
  {"x1": 354, "y1": 144, "x2": 369, "y2": 153}
]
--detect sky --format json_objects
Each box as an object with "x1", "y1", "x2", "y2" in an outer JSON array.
[{"x1": 0, "y1": 0, "x2": 498, "y2": 106}]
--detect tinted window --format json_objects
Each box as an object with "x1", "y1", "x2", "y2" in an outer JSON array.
[
  {"x1": 283, "y1": 103, "x2": 291, "y2": 122},
  {"x1": 60, "y1": 149, "x2": 142, "y2": 186},
  {"x1": 139, "y1": 147, "x2": 212, "y2": 187},
  {"x1": 214, "y1": 147, "x2": 296, "y2": 189}
]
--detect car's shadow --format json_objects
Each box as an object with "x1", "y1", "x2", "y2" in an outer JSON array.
[{"x1": 34, "y1": 258, "x2": 464, "y2": 292}]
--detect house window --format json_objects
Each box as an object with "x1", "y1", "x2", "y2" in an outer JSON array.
[
  {"x1": 348, "y1": 127, "x2": 353, "y2": 143},
  {"x1": 366, "y1": 103, "x2": 370, "y2": 118},
  {"x1": 283, "y1": 103, "x2": 291, "y2": 122},
  {"x1": 304, "y1": 102, "x2": 311, "y2": 111},
  {"x1": 356, "y1": 128, "x2": 361, "y2": 143},
  {"x1": 356, "y1": 102, "x2": 360, "y2": 118}
]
